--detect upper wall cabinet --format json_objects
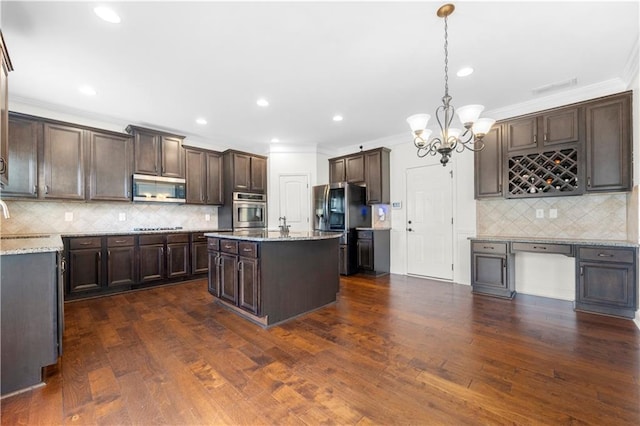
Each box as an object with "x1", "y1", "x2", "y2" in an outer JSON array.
[
  {"x1": 126, "y1": 125, "x2": 185, "y2": 179},
  {"x1": 2, "y1": 113, "x2": 39, "y2": 198},
  {"x1": 505, "y1": 105, "x2": 580, "y2": 152},
  {"x1": 185, "y1": 148, "x2": 224, "y2": 205},
  {"x1": 584, "y1": 92, "x2": 631, "y2": 192},
  {"x1": 0, "y1": 32, "x2": 13, "y2": 188},
  {"x1": 474, "y1": 125, "x2": 503, "y2": 199},
  {"x1": 329, "y1": 147, "x2": 390, "y2": 204},
  {"x1": 87, "y1": 131, "x2": 133, "y2": 201},
  {"x1": 224, "y1": 150, "x2": 267, "y2": 194},
  {"x1": 43, "y1": 122, "x2": 85, "y2": 200}
]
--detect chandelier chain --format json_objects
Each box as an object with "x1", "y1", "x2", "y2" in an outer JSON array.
[{"x1": 443, "y1": 15, "x2": 449, "y2": 98}]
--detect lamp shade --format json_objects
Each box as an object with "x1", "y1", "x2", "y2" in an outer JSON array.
[
  {"x1": 456, "y1": 104, "x2": 484, "y2": 125},
  {"x1": 414, "y1": 129, "x2": 433, "y2": 147},
  {"x1": 472, "y1": 117, "x2": 496, "y2": 136},
  {"x1": 406, "y1": 114, "x2": 431, "y2": 132}
]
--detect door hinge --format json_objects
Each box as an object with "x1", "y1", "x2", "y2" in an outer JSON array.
[
  {"x1": 451, "y1": 263, "x2": 454, "y2": 271},
  {"x1": 451, "y1": 217, "x2": 454, "y2": 225},
  {"x1": 450, "y1": 170, "x2": 453, "y2": 179}
]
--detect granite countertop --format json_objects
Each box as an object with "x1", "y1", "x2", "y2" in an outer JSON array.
[
  {"x1": 205, "y1": 230, "x2": 343, "y2": 242},
  {"x1": 62, "y1": 228, "x2": 232, "y2": 237},
  {"x1": 0, "y1": 234, "x2": 64, "y2": 255},
  {"x1": 470, "y1": 235, "x2": 639, "y2": 248}
]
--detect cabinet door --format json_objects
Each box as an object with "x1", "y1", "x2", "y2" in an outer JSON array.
[
  {"x1": 134, "y1": 130, "x2": 160, "y2": 175},
  {"x1": 365, "y1": 151, "x2": 382, "y2": 204},
  {"x1": 167, "y1": 242, "x2": 189, "y2": 278},
  {"x1": 0, "y1": 41, "x2": 9, "y2": 187},
  {"x1": 542, "y1": 107, "x2": 579, "y2": 146},
  {"x1": 43, "y1": 123, "x2": 85, "y2": 200},
  {"x1": 139, "y1": 244, "x2": 164, "y2": 283},
  {"x1": 238, "y1": 257, "x2": 259, "y2": 314},
  {"x1": 585, "y1": 95, "x2": 631, "y2": 192},
  {"x1": 161, "y1": 136, "x2": 184, "y2": 178},
  {"x1": 68, "y1": 248, "x2": 102, "y2": 294},
  {"x1": 577, "y1": 261, "x2": 635, "y2": 317},
  {"x1": 345, "y1": 155, "x2": 365, "y2": 183},
  {"x1": 475, "y1": 124, "x2": 503, "y2": 199},
  {"x1": 206, "y1": 152, "x2": 223, "y2": 204},
  {"x1": 233, "y1": 153, "x2": 251, "y2": 191},
  {"x1": 185, "y1": 149, "x2": 205, "y2": 204},
  {"x1": 329, "y1": 158, "x2": 345, "y2": 183},
  {"x1": 505, "y1": 116, "x2": 537, "y2": 152},
  {"x1": 208, "y1": 251, "x2": 221, "y2": 296},
  {"x1": 250, "y1": 156, "x2": 267, "y2": 193},
  {"x1": 192, "y1": 242, "x2": 209, "y2": 275},
  {"x1": 219, "y1": 253, "x2": 238, "y2": 304},
  {"x1": 107, "y1": 246, "x2": 136, "y2": 288},
  {"x1": 88, "y1": 131, "x2": 133, "y2": 201},
  {"x1": 2, "y1": 115, "x2": 39, "y2": 198},
  {"x1": 357, "y1": 239, "x2": 374, "y2": 271},
  {"x1": 472, "y1": 253, "x2": 508, "y2": 291}
]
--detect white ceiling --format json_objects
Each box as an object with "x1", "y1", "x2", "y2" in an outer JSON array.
[{"x1": 2, "y1": 1, "x2": 639, "y2": 154}]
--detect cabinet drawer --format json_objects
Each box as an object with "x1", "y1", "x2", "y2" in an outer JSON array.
[
  {"x1": 167, "y1": 233, "x2": 189, "y2": 244},
  {"x1": 357, "y1": 231, "x2": 373, "y2": 240},
  {"x1": 69, "y1": 237, "x2": 102, "y2": 250},
  {"x1": 207, "y1": 237, "x2": 220, "y2": 251},
  {"x1": 220, "y1": 240, "x2": 238, "y2": 254},
  {"x1": 512, "y1": 242, "x2": 572, "y2": 256},
  {"x1": 139, "y1": 234, "x2": 165, "y2": 245},
  {"x1": 192, "y1": 232, "x2": 208, "y2": 243},
  {"x1": 578, "y1": 247, "x2": 635, "y2": 264},
  {"x1": 239, "y1": 242, "x2": 259, "y2": 258},
  {"x1": 472, "y1": 242, "x2": 507, "y2": 254},
  {"x1": 107, "y1": 236, "x2": 135, "y2": 247}
]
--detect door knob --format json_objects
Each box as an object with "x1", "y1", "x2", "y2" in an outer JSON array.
[{"x1": 407, "y1": 228, "x2": 413, "y2": 232}]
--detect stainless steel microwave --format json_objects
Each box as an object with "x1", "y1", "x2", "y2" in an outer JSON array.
[{"x1": 132, "y1": 174, "x2": 186, "y2": 203}]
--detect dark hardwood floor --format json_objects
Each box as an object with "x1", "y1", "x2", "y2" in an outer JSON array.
[{"x1": 2, "y1": 274, "x2": 639, "y2": 425}]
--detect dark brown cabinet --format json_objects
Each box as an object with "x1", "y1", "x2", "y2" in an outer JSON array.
[
  {"x1": 43, "y1": 123, "x2": 85, "y2": 200},
  {"x1": 0, "y1": 32, "x2": 12, "y2": 187},
  {"x1": 207, "y1": 238, "x2": 221, "y2": 297},
  {"x1": 356, "y1": 237, "x2": 374, "y2": 271},
  {"x1": 219, "y1": 253, "x2": 238, "y2": 304},
  {"x1": 127, "y1": 125, "x2": 185, "y2": 178},
  {"x1": 505, "y1": 106, "x2": 579, "y2": 152},
  {"x1": 584, "y1": 92, "x2": 631, "y2": 192},
  {"x1": 356, "y1": 229, "x2": 390, "y2": 276},
  {"x1": 106, "y1": 236, "x2": 136, "y2": 288},
  {"x1": 67, "y1": 237, "x2": 102, "y2": 295},
  {"x1": 185, "y1": 148, "x2": 223, "y2": 205},
  {"x1": 212, "y1": 238, "x2": 261, "y2": 315},
  {"x1": 138, "y1": 234, "x2": 165, "y2": 284},
  {"x1": 167, "y1": 234, "x2": 189, "y2": 278},
  {"x1": 224, "y1": 150, "x2": 267, "y2": 194},
  {"x1": 470, "y1": 241, "x2": 515, "y2": 299},
  {"x1": 474, "y1": 125, "x2": 503, "y2": 199},
  {"x1": 329, "y1": 148, "x2": 391, "y2": 204},
  {"x1": 576, "y1": 246, "x2": 637, "y2": 319},
  {"x1": 88, "y1": 131, "x2": 133, "y2": 201},
  {"x1": 238, "y1": 242, "x2": 259, "y2": 315},
  {"x1": 2, "y1": 113, "x2": 39, "y2": 198},
  {"x1": 191, "y1": 232, "x2": 209, "y2": 275}
]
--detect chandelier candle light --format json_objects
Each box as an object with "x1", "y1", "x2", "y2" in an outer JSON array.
[{"x1": 406, "y1": 3, "x2": 495, "y2": 166}]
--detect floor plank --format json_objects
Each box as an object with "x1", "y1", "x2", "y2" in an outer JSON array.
[{"x1": 1, "y1": 274, "x2": 639, "y2": 425}]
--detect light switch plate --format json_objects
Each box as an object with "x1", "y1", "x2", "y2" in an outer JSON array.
[{"x1": 535, "y1": 209, "x2": 544, "y2": 219}]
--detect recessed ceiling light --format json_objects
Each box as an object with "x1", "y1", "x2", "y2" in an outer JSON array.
[
  {"x1": 78, "y1": 85, "x2": 97, "y2": 96},
  {"x1": 196, "y1": 118, "x2": 207, "y2": 125},
  {"x1": 94, "y1": 6, "x2": 121, "y2": 24},
  {"x1": 333, "y1": 115, "x2": 343, "y2": 122},
  {"x1": 256, "y1": 98, "x2": 269, "y2": 107},
  {"x1": 457, "y1": 67, "x2": 474, "y2": 77},
  {"x1": 270, "y1": 138, "x2": 280, "y2": 143}
]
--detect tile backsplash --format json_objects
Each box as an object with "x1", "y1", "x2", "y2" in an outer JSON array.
[
  {"x1": 0, "y1": 200, "x2": 219, "y2": 234},
  {"x1": 477, "y1": 193, "x2": 630, "y2": 241}
]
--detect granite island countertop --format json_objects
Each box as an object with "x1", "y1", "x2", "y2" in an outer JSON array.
[
  {"x1": 0, "y1": 234, "x2": 64, "y2": 255},
  {"x1": 470, "y1": 235, "x2": 639, "y2": 248},
  {"x1": 205, "y1": 230, "x2": 342, "y2": 242}
]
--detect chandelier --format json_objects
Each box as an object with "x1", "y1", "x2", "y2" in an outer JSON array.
[{"x1": 406, "y1": 3, "x2": 495, "y2": 166}]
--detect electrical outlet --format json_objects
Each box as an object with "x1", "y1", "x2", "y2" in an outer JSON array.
[
  {"x1": 535, "y1": 209, "x2": 544, "y2": 219},
  {"x1": 64, "y1": 212, "x2": 73, "y2": 222},
  {"x1": 205, "y1": 214, "x2": 211, "y2": 221},
  {"x1": 119, "y1": 212, "x2": 126, "y2": 221},
  {"x1": 549, "y1": 209, "x2": 558, "y2": 218}
]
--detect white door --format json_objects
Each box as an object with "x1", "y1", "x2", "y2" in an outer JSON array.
[
  {"x1": 278, "y1": 174, "x2": 310, "y2": 232},
  {"x1": 406, "y1": 165, "x2": 454, "y2": 280}
]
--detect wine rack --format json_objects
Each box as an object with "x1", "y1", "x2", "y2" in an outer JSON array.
[{"x1": 507, "y1": 148, "x2": 581, "y2": 198}]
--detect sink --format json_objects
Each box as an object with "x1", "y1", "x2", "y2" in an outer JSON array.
[{"x1": 1, "y1": 235, "x2": 51, "y2": 240}]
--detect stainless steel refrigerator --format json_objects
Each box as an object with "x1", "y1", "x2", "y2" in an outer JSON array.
[{"x1": 313, "y1": 182, "x2": 369, "y2": 275}]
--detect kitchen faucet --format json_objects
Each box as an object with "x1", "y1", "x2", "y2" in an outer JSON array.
[
  {"x1": 0, "y1": 199, "x2": 10, "y2": 219},
  {"x1": 278, "y1": 216, "x2": 289, "y2": 235}
]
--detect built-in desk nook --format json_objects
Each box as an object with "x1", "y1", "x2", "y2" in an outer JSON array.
[{"x1": 470, "y1": 237, "x2": 638, "y2": 319}]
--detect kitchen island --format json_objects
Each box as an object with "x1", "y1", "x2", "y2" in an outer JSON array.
[{"x1": 204, "y1": 230, "x2": 341, "y2": 327}]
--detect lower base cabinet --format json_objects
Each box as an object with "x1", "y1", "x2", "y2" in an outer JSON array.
[
  {"x1": 356, "y1": 229, "x2": 390, "y2": 275},
  {"x1": 470, "y1": 241, "x2": 515, "y2": 299},
  {"x1": 213, "y1": 239, "x2": 261, "y2": 315},
  {"x1": 576, "y1": 246, "x2": 637, "y2": 319}
]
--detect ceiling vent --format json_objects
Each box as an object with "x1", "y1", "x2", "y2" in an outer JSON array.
[{"x1": 531, "y1": 77, "x2": 578, "y2": 95}]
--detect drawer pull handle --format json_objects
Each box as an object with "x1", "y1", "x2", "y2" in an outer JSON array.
[
  {"x1": 197, "y1": 236, "x2": 206, "y2": 240},
  {"x1": 533, "y1": 246, "x2": 547, "y2": 250},
  {"x1": 114, "y1": 239, "x2": 127, "y2": 243},
  {"x1": 243, "y1": 248, "x2": 252, "y2": 252},
  {"x1": 597, "y1": 253, "x2": 614, "y2": 257},
  {"x1": 79, "y1": 242, "x2": 93, "y2": 246},
  {"x1": 224, "y1": 245, "x2": 234, "y2": 249},
  {"x1": 483, "y1": 246, "x2": 494, "y2": 250}
]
